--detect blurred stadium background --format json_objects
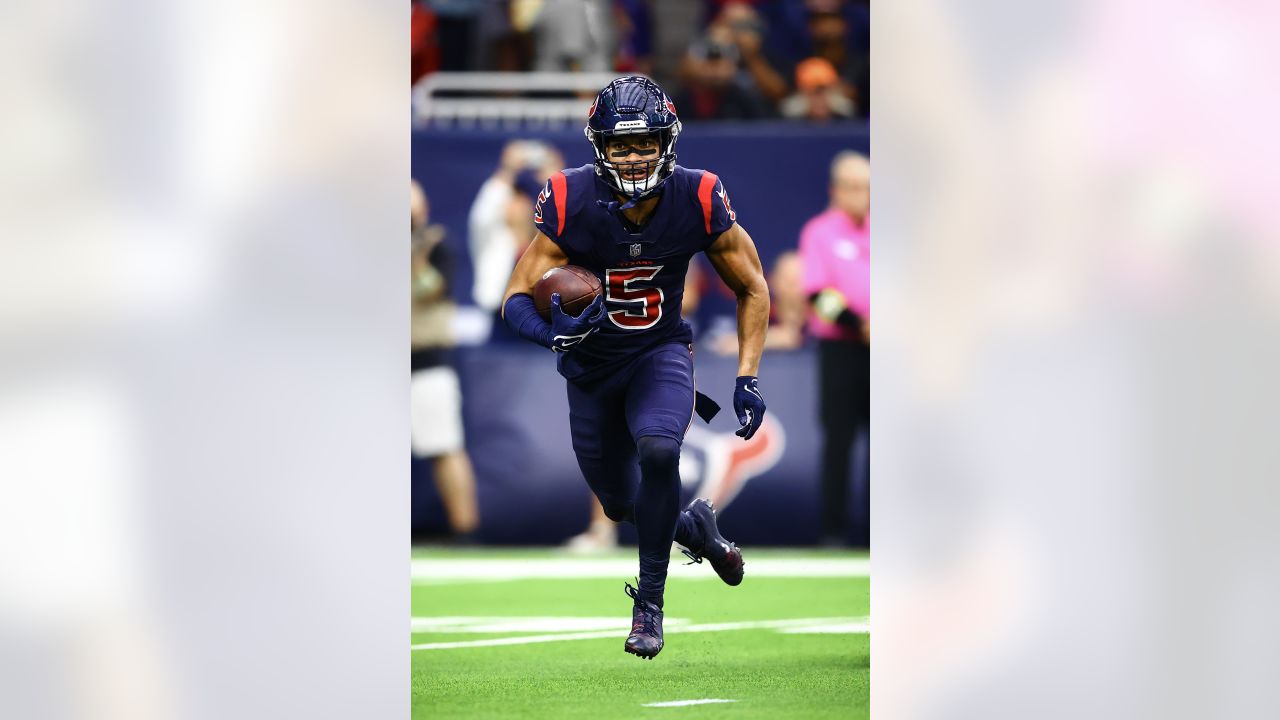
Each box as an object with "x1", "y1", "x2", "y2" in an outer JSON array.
[{"x1": 411, "y1": 0, "x2": 870, "y2": 550}]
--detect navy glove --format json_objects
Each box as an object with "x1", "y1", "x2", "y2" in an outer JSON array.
[
  {"x1": 550, "y1": 293, "x2": 608, "y2": 353},
  {"x1": 733, "y1": 376, "x2": 766, "y2": 440}
]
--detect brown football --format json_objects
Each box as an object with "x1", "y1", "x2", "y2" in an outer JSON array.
[{"x1": 534, "y1": 265, "x2": 603, "y2": 320}]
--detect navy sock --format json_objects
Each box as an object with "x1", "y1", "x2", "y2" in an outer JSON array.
[
  {"x1": 674, "y1": 511, "x2": 702, "y2": 553},
  {"x1": 634, "y1": 435, "x2": 682, "y2": 608}
]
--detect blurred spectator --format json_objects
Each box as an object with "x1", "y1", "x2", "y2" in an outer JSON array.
[
  {"x1": 509, "y1": 168, "x2": 547, "y2": 256},
  {"x1": 806, "y1": 6, "x2": 864, "y2": 111},
  {"x1": 808, "y1": 8, "x2": 860, "y2": 99},
  {"x1": 529, "y1": 0, "x2": 617, "y2": 72},
  {"x1": 676, "y1": 2, "x2": 785, "y2": 119},
  {"x1": 700, "y1": 0, "x2": 766, "y2": 25},
  {"x1": 711, "y1": 250, "x2": 808, "y2": 355},
  {"x1": 720, "y1": 2, "x2": 789, "y2": 103},
  {"x1": 412, "y1": 180, "x2": 480, "y2": 539},
  {"x1": 758, "y1": 0, "x2": 870, "y2": 118},
  {"x1": 427, "y1": 0, "x2": 487, "y2": 71},
  {"x1": 645, "y1": 0, "x2": 703, "y2": 89},
  {"x1": 564, "y1": 502, "x2": 619, "y2": 553},
  {"x1": 613, "y1": 0, "x2": 655, "y2": 75},
  {"x1": 468, "y1": 141, "x2": 563, "y2": 328},
  {"x1": 798, "y1": 151, "x2": 869, "y2": 545},
  {"x1": 480, "y1": 0, "x2": 536, "y2": 71},
  {"x1": 411, "y1": 1, "x2": 441, "y2": 85},
  {"x1": 683, "y1": 256, "x2": 707, "y2": 330},
  {"x1": 780, "y1": 57, "x2": 855, "y2": 121},
  {"x1": 765, "y1": 250, "x2": 809, "y2": 349}
]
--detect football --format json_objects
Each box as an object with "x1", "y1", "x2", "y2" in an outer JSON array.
[{"x1": 534, "y1": 265, "x2": 603, "y2": 320}]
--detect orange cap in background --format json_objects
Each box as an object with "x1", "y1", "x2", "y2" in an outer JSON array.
[{"x1": 796, "y1": 57, "x2": 839, "y2": 91}]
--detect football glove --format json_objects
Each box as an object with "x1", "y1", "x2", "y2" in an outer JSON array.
[
  {"x1": 733, "y1": 376, "x2": 766, "y2": 440},
  {"x1": 550, "y1": 293, "x2": 608, "y2": 353}
]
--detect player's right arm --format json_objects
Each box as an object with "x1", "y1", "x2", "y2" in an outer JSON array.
[
  {"x1": 501, "y1": 232, "x2": 607, "y2": 352},
  {"x1": 500, "y1": 232, "x2": 568, "y2": 317}
]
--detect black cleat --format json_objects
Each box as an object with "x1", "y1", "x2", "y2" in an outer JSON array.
[
  {"x1": 680, "y1": 498, "x2": 745, "y2": 586},
  {"x1": 623, "y1": 582, "x2": 664, "y2": 659}
]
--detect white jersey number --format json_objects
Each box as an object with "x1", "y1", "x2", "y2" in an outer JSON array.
[{"x1": 605, "y1": 266, "x2": 664, "y2": 330}]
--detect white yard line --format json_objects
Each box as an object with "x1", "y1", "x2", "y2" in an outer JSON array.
[
  {"x1": 410, "y1": 616, "x2": 690, "y2": 633},
  {"x1": 412, "y1": 628, "x2": 634, "y2": 650},
  {"x1": 411, "y1": 557, "x2": 868, "y2": 583},
  {"x1": 411, "y1": 616, "x2": 867, "y2": 650},
  {"x1": 642, "y1": 699, "x2": 737, "y2": 708},
  {"x1": 778, "y1": 621, "x2": 871, "y2": 634}
]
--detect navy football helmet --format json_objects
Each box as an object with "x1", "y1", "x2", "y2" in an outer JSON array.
[{"x1": 584, "y1": 76, "x2": 682, "y2": 201}]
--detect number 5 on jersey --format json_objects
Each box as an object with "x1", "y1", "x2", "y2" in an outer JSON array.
[{"x1": 605, "y1": 266, "x2": 664, "y2": 330}]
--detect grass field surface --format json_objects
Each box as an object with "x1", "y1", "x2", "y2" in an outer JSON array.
[{"x1": 411, "y1": 548, "x2": 869, "y2": 719}]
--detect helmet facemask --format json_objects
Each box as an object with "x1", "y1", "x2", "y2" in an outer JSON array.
[{"x1": 585, "y1": 123, "x2": 681, "y2": 201}]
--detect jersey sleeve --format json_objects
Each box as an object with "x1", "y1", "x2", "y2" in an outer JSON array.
[
  {"x1": 533, "y1": 171, "x2": 568, "y2": 242},
  {"x1": 696, "y1": 171, "x2": 738, "y2": 240}
]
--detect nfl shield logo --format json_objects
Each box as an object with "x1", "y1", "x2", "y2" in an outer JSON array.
[{"x1": 630, "y1": 243, "x2": 642, "y2": 257}]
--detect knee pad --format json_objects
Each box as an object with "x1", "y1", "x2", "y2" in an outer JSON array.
[{"x1": 636, "y1": 435, "x2": 681, "y2": 476}]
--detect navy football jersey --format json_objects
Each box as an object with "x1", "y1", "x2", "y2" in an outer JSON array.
[{"x1": 534, "y1": 164, "x2": 738, "y2": 382}]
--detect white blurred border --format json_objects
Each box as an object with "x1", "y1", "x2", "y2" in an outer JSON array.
[
  {"x1": 876, "y1": 1, "x2": 1280, "y2": 718},
  {"x1": 0, "y1": 2, "x2": 407, "y2": 718}
]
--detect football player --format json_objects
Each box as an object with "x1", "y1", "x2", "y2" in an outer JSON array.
[{"x1": 500, "y1": 76, "x2": 769, "y2": 659}]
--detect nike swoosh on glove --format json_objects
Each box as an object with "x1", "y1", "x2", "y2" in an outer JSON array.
[
  {"x1": 550, "y1": 293, "x2": 608, "y2": 353},
  {"x1": 733, "y1": 376, "x2": 766, "y2": 440}
]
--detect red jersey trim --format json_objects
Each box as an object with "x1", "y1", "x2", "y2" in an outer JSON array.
[
  {"x1": 550, "y1": 171, "x2": 568, "y2": 236},
  {"x1": 697, "y1": 171, "x2": 718, "y2": 235}
]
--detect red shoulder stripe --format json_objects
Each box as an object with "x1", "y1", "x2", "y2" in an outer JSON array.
[
  {"x1": 697, "y1": 171, "x2": 718, "y2": 235},
  {"x1": 551, "y1": 171, "x2": 568, "y2": 236}
]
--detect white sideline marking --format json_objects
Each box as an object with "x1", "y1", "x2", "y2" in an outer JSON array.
[
  {"x1": 411, "y1": 557, "x2": 868, "y2": 584},
  {"x1": 411, "y1": 616, "x2": 866, "y2": 650},
  {"x1": 643, "y1": 699, "x2": 737, "y2": 708}
]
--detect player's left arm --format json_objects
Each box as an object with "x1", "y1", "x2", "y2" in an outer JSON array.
[{"x1": 706, "y1": 222, "x2": 769, "y2": 439}]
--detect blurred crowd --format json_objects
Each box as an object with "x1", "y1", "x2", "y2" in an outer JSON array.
[{"x1": 412, "y1": 0, "x2": 869, "y2": 122}]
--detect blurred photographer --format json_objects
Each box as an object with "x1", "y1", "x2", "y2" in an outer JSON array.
[
  {"x1": 469, "y1": 140, "x2": 563, "y2": 332},
  {"x1": 412, "y1": 180, "x2": 479, "y2": 539},
  {"x1": 676, "y1": 2, "x2": 783, "y2": 120},
  {"x1": 781, "y1": 57, "x2": 855, "y2": 122}
]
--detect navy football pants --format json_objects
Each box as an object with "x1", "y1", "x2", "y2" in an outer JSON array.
[{"x1": 567, "y1": 342, "x2": 704, "y2": 607}]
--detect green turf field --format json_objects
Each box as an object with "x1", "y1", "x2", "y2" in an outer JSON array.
[{"x1": 411, "y1": 548, "x2": 869, "y2": 719}]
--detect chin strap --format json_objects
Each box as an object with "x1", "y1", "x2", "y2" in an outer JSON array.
[
  {"x1": 596, "y1": 191, "x2": 644, "y2": 214},
  {"x1": 595, "y1": 177, "x2": 666, "y2": 214}
]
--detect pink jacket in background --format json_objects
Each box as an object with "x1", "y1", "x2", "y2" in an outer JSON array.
[{"x1": 798, "y1": 208, "x2": 870, "y2": 342}]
